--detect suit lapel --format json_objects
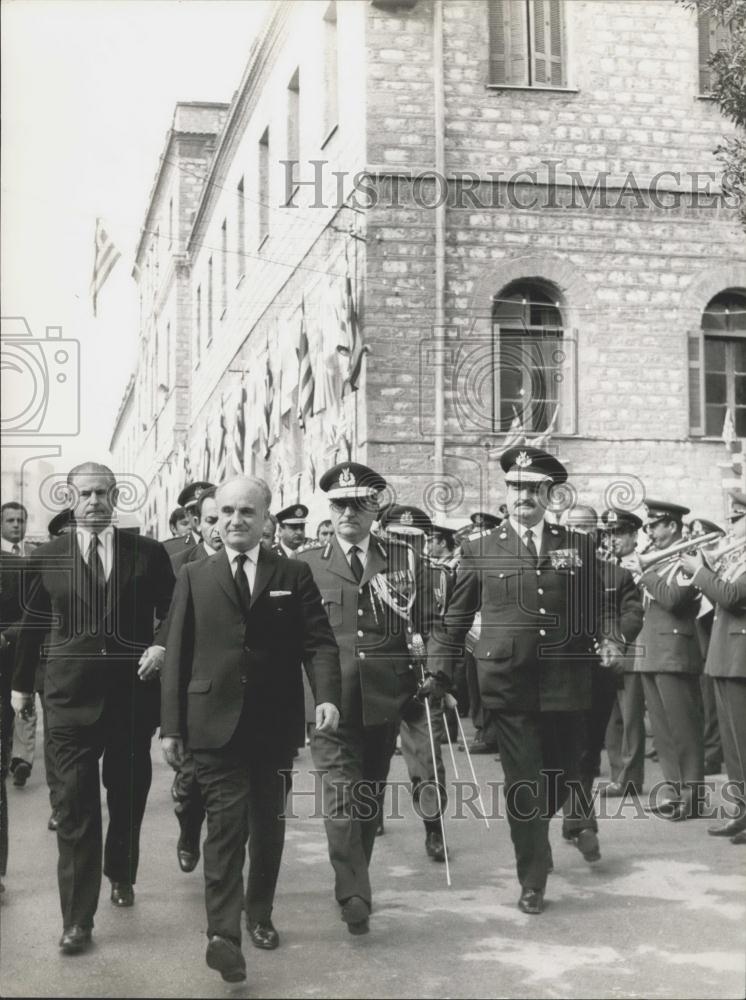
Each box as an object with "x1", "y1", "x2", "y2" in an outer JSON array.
[
  {"x1": 211, "y1": 548, "x2": 242, "y2": 612},
  {"x1": 361, "y1": 536, "x2": 387, "y2": 587},
  {"x1": 107, "y1": 528, "x2": 134, "y2": 617},
  {"x1": 250, "y1": 545, "x2": 276, "y2": 607},
  {"x1": 324, "y1": 537, "x2": 359, "y2": 585}
]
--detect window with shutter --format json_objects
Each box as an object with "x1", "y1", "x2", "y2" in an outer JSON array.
[
  {"x1": 488, "y1": 0, "x2": 565, "y2": 88},
  {"x1": 697, "y1": 11, "x2": 733, "y2": 94},
  {"x1": 688, "y1": 329, "x2": 706, "y2": 436},
  {"x1": 697, "y1": 290, "x2": 746, "y2": 438}
]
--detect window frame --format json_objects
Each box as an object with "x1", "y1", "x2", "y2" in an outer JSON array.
[
  {"x1": 486, "y1": 0, "x2": 571, "y2": 91},
  {"x1": 689, "y1": 290, "x2": 746, "y2": 438}
]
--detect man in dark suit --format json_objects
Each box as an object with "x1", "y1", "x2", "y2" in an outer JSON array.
[
  {"x1": 298, "y1": 463, "x2": 429, "y2": 935},
  {"x1": 161, "y1": 475, "x2": 340, "y2": 985},
  {"x1": 0, "y1": 548, "x2": 25, "y2": 891},
  {"x1": 429, "y1": 447, "x2": 604, "y2": 916},
  {"x1": 11, "y1": 462, "x2": 175, "y2": 954}
]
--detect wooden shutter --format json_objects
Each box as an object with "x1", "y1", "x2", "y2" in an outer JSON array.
[
  {"x1": 531, "y1": 0, "x2": 564, "y2": 87},
  {"x1": 688, "y1": 329, "x2": 706, "y2": 436},
  {"x1": 488, "y1": 0, "x2": 509, "y2": 85},
  {"x1": 509, "y1": 1, "x2": 529, "y2": 85},
  {"x1": 698, "y1": 13, "x2": 714, "y2": 92}
]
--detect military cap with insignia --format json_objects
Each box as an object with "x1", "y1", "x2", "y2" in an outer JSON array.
[
  {"x1": 379, "y1": 504, "x2": 433, "y2": 534},
  {"x1": 431, "y1": 523, "x2": 457, "y2": 545},
  {"x1": 470, "y1": 511, "x2": 502, "y2": 530},
  {"x1": 643, "y1": 498, "x2": 690, "y2": 530},
  {"x1": 728, "y1": 488, "x2": 746, "y2": 523},
  {"x1": 276, "y1": 503, "x2": 309, "y2": 526},
  {"x1": 687, "y1": 517, "x2": 725, "y2": 538},
  {"x1": 599, "y1": 507, "x2": 643, "y2": 532},
  {"x1": 48, "y1": 509, "x2": 74, "y2": 536},
  {"x1": 319, "y1": 461, "x2": 387, "y2": 500},
  {"x1": 177, "y1": 481, "x2": 215, "y2": 510},
  {"x1": 500, "y1": 446, "x2": 567, "y2": 484}
]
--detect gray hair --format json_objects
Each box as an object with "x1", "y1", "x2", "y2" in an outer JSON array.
[{"x1": 216, "y1": 476, "x2": 272, "y2": 510}]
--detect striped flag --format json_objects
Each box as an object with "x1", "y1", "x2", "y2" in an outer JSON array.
[
  {"x1": 296, "y1": 297, "x2": 315, "y2": 430},
  {"x1": 215, "y1": 396, "x2": 228, "y2": 483},
  {"x1": 183, "y1": 451, "x2": 193, "y2": 486},
  {"x1": 262, "y1": 347, "x2": 274, "y2": 459},
  {"x1": 202, "y1": 423, "x2": 212, "y2": 481},
  {"x1": 90, "y1": 218, "x2": 121, "y2": 317},
  {"x1": 233, "y1": 380, "x2": 247, "y2": 474},
  {"x1": 336, "y1": 266, "x2": 369, "y2": 393}
]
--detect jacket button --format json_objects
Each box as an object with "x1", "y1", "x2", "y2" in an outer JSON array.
[
  {"x1": 673, "y1": 628, "x2": 678, "y2": 634},
  {"x1": 499, "y1": 573, "x2": 504, "y2": 579},
  {"x1": 357, "y1": 630, "x2": 364, "y2": 638},
  {"x1": 358, "y1": 609, "x2": 363, "y2": 616},
  {"x1": 359, "y1": 651, "x2": 366, "y2": 660},
  {"x1": 539, "y1": 629, "x2": 546, "y2": 636},
  {"x1": 537, "y1": 588, "x2": 544, "y2": 595},
  {"x1": 358, "y1": 589, "x2": 364, "y2": 596},
  {"x1": 100, "y1": 648, "x2": 106, "y2": 655},
  {"x1": 240, "y1": 676, "x2": 248, "y2": 685},
  {"x1": 536, "y1": 570, "x2": 541, "y2": 577},
  {"x1": 539, "y1": 608, "x2": 546, "y2": 614}
]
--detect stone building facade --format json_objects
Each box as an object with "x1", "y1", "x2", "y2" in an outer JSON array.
[{"x1": 110, "y1": 0, "x2": 746, "y2": 538}]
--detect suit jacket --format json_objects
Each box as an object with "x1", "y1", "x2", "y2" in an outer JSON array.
[
  {"x1": 163, "y1": 534, "x2": 196, "y2": 560},
  {"x1": 160, "y1": 545, "x2": 341, "y2": 752},
  {"x1": 692, "y1": 560, "x2": 746, "y2": 679},
  {"x1": 171, "y1": 539, "x2": 210, "y2": 574},
  {"x1": 12, "y1": 528, "x2": 175, "y2": 728},
  {"x1": 297, "y1": 534, "x2": 429, "y2": 727},
  {"x1": 0, "y1": 551, "x2": 25, "y2": 705},
  {"x1": 635, "y1": 564, "x2": 702, "y2": 674},
  {"x1": 429, "y1": 521, "x2": 602, "y2": 713}
]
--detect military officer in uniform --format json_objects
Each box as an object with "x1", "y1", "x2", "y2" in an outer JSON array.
[
  {"x1": 378, "y1": 504, "x2": 447, "y2": 864},
  {"x1": 429, "y1": 447, "x2": 604, "y2": 916},
  {"x1": 163, "y1": 482, "x2": 214, "y2": 560},
  {"x1": 680, "y1": 489, "x2": 746, "y2": 843},
  {"x1": 273, "y1": 505, "x2": 308, "y2": 557},
  {"x1": 599, "y1": 508, "x2": 648, "y2": 797},
  {"x1": 632, "y1": 500, "x2": 704, "y2": 821},
  {"x1": 297, "y1": 463, "x2": 428, "y2": 935}
]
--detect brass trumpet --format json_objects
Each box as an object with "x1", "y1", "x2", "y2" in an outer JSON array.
[
  {"x1": 637, "y1": 531, "x2": 723, "y2": 571},
  {"x1": 701, "y1": 536, "x2": 746, "y2": 571}
]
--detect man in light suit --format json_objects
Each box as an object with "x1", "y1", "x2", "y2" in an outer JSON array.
[
  {"x1": 429, "y1": 447, "x2": 606, "y2": 916},
  {"x1": 161, "y1": 476, "x2": 340, "y2": 985},
  {"x1": 11, "y1": 462, "x2": 175, "y2": 954}
]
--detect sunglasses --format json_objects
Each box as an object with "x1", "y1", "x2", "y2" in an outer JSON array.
[{"x1": 330, "y1": 498, "x2": 378, "y2": 514}]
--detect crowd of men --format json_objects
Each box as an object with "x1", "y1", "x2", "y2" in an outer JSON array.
[{"x1": 0, "y1": 449, "x2": 744, "y2": 986}]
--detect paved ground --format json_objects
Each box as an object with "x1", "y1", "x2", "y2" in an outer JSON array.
[{"x1": 1, "y1": 726, "x2": 745, "y2": 999}]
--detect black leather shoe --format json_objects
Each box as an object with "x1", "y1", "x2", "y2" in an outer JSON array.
[
  {"x1": 518, "y1": 889, "x2": 544, "y2": 915},
  {"x1": 59, "y1": 925, "x2": 92, "y2": 954},
  {"x1": 11, "y1": 760, "x2": 31, "y2": 788},
  {"x1": 704, "y1": 758, "x2": 723, "y2": 776},
  {"x1": 206, "y1": 935, "x2": 246, "y2": 983},
  {"x1": 110, "y1": 882, "x2": 134, "y2": 907},
  {"x1": 602, "y1": 781, "x2": 641, "y2": 798},
  {"x1": 708, "y1": 818, "x2": 746, "y2": 837},
  {"x1": 247, "y1": 919, "x2": 279, "y2": 950},
  {"x1": 48, "y1": 811, "x2": 59, "y2": 832},
  {"x1": 572, "y1": 829, "x2": 601, "y2": 862},
  {"x1": 425, "y1": 830, "x2": 447, "y2": 863},
  {"x1": 340, "y1": 895, "x2": 370, "y2": 935},
  {"x1": 177, "y1": 844, "x2": 200, "y2": 873}
]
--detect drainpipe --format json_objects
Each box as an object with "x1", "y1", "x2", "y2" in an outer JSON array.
[{"x1": 433, "y1": 0, "x2": 446, "y2": 480}]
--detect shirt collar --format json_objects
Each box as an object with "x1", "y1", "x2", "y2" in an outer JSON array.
[
  {"x1": 1, "y1": 538, "x2": 24, "y2": 554},
  {"x1": 223, "y1": 542, "x2": 261, "y2": 565},
  {"x1": 509, "y1": 517, "x2": 544, "y2": 541},
  {"x1": 337, "y1": 534, "x2": 371, "y2": 558},
  {"x1": 202, "y1": 540, "x2": 218, "y2": 556},
  {"x1": 76, "y1": 523, "x2": 114, "y2": 546}
]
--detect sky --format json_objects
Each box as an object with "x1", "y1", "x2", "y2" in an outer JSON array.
[{"x1": 1, "y1": 0, "x2": 266, "y2": 490}]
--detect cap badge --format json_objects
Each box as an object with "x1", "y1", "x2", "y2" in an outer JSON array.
[
  {"x1": 401, "y1": 511, "x2": 414, "y2": 525},
  {"x1": 295, "y1": 507, "x2": 304, "y2": 518},
  {"x1": 194, "y1": 487, "x2": 203, "y2": 499},
  {"x1": 516, "y1": 451, "x2": 532, "y2": 469},
  {"x1": 339, "y1": 466, "x2": 356, "y2": 487},
  {"x1": 607, "y1": 511, "x2": 618, "y2": 523}
]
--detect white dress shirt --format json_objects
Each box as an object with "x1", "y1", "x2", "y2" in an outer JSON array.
[
  {"x1": 76, "y1": 524, "x2": 115, "y2": 580},
  {"x1": 1, "y1": 538, "x2": 25, "y2": 556},
  {"x1": 336, "y1": 534, "x2": 371, "y2": 569},
  {"x1": 510, "y1": 517, "x2": 544, "y2": 557},
  {"x1": 224, "y1": 542, "x2": 261, "y2": 593},
  {"x1": 202, "y1": 540, "x2": 218, "y2": 557}
]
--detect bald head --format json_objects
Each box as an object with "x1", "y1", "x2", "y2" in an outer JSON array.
[{"x1": 216, "y1": 476, "x2": 272, "y2": 552}]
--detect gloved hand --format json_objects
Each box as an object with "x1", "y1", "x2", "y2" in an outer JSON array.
[
  {"x1": 599, "y1": 640, "x2": 626, "y2": 676},
  {"x1": 415, "y1": 671, "x2": 450, "y2": 703}
]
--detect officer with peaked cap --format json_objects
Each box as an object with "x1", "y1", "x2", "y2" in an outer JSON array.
[
  {"x1": 632, "y1": 498, "x2": 704, "y2": 821},
  {"x1": 274, "y1": 504, "x2": 308, "y2": 558},
  {"x1": 429, "y1": 446, "x2": 610, "y2": 915},
  {"x1": 163, "y1": 482, "x2": 214, "y2": 559},
  {"x1": 48, "y1": 510, "x2": 74, "y2": 537},
  {"x1": 470, "y1": 511, "x2": 502, "y2": 531},
  {"x1": 297, "y1": 462, "x2": 429, "y2": 934},
  {"x1": 598, "y1": 507, "x2": 649, "y2": 798},
  {"x1": 378, "y1": 504, "x2": 448, "y2": 864},
  {"x1": 679, "y1": 494, "x2": 746, "y2": 843}
]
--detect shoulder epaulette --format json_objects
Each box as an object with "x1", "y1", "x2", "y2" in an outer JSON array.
[{"x1": 298, "y1": 540, "x2": 323, "y2": 553}]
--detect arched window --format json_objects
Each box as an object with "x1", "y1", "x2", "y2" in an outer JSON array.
[
  {"x1": 492, "y1": 281, "x2": 573, "y2": 433},
  {"x1": 695, "y1": 290, "x2": 746, "y2": 437}
]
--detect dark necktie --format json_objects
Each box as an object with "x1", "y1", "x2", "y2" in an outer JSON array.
[
  {"x1": 88, "y1": 532, "x2": 106, "y2": 594},
  {"x1": 523, "y1": 529, "x2": 538, "y2": 562},
  {"x1": 234, "y1": 553, "x2": 252, "y2": 612},
  {"x1": 349, "y1": 545, "x2": 364, "y2": 583},
  {"x1": 12, "y1": 543, "x2": 20, "y2": 556}
]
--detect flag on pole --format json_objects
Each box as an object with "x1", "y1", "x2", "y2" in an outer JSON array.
[
  {"x1": 336, "y1": 258, "x2": 369, "y2": 393},
  {"x1": 233, "y1": 380, "x2": 247, "y2": 474},
  {"x1": 90, "y1": 218, "x2": 121, "y2": 317},
  {"x1": 202, "y1": 423, "x2": 212, "y2": 481},
  {"x1": 308, "y1": 453, "x2": 316, "y2": 492},
  {"x1": 215, "y1": 396, "x2": 228, "y2": 483},
  {"x1": 296, "y1": 297, "x2": 315, "y2": 430},
  {"x1": 262, "y1": 346, "x2": 274, "y2": 459}
]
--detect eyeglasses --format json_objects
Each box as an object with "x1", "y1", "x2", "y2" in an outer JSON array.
[{"x1": 330, "y1": 498, "x2": 377, "y2": 513}]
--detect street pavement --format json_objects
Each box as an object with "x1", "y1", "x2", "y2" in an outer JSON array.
[{"x1": 1, "y1": 726, "x2": 745, "y2": 1000}]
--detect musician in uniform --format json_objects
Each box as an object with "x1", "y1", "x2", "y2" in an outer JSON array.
[
  {"x1": 429, "y1": 447, "x2": 604, "y2": 916},
  {"x1": 632, "y1": 500, "x2": 704, "y2": 821},
  {"x1": 297, "y1": 463, "x2": 428, "y2": 934},
  {"x1": 599, "y1": 508, "x2": 648, "y2": 797},
  {"x1": 679, "y1": 489, "x2": 746, "y2": 844},
  {"x1": 273, "y1": 505, "x2": 308, "y2": 558}
]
